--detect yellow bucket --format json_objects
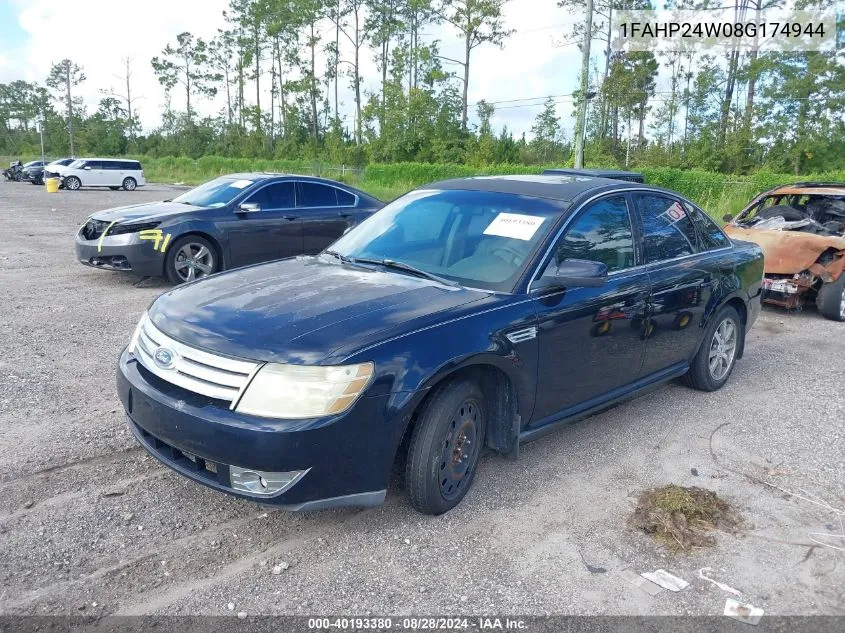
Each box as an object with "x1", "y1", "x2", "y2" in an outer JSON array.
[{"x1": 45, "y1": 178, "x2": 60, "y2": 193}]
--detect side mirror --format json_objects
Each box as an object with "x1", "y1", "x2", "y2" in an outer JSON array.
[
  {"x1": 238, "y1": 202, "x2": 261, "y2": 214},
  {"x1": 532, "y1": 259, "x2": 609, "y2": 293},
  {"x1": 722, "y1": 213, "x2": 734, "y2": 222},
  {"x1": 84, "y1": 166, "x2": 92, "y2": 170}
]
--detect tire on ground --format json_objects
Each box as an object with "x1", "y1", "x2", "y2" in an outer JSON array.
[
  {"x1": 405, "y1": 377, "x2": 487, "y2": 515},
  {"x1": 163, "y1": 235, "x2": 219, "y2": 284},
  {"x1": 684, "y1": 305, "x2": 742, "y2": 392},
  {"x1": 816, "y1": 275, "x2": 845, "y2": 322}
]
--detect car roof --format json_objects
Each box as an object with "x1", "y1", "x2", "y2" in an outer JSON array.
[
  {"x1": 80, "y1": 157, "x2": 141, "y2": 162},
  {"x1": 542, "y1": 168, "x2": 644, "y2": 182},
  {"x1": 425, "y1": 174, "x2": 636, "y2": 202}
]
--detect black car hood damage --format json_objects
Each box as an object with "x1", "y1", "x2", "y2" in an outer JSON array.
[
  {"x1": 148, "y1": 257, "x2": 489, "y2": 364},
  {"x1": 92, "y1": 201, "x2": 201, "y2": 223}
]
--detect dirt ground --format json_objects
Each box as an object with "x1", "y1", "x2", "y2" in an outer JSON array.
[{"x1": 0, "y1": 179, "x2": 843, "y2": 617}]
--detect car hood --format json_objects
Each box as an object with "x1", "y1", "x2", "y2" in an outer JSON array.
[
  {"x1": 148, "y1": 257, "x2": 489, "y2": 364},
  {"x1": 724, "y1": 225, "x2": 845, "y2": 274},
  {"x1": 91, "y1": 201, "x2": 201, "y2": 223}
]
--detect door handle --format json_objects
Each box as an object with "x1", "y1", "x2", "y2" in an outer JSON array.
[
  {"x1": 337, "y1": 212, "x2": 352, "y2": 218},
  {"x1": 282, "y1": 215, "x2": 298, "y2": 221}
]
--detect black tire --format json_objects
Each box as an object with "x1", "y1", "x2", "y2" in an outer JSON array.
[
  {"x1": 122, "y1": 177, "x2": 137, "y2": 191},
  {"x1": 164, "y1": 235, "x2": 219, "y2": 284},
  {"x1": 816, "y1": 275, "x2": 845, "y2": 322},
  {"x1": 65, "y1": 176, "x2": 81, "y2": 191},
  {"x1": 685, "y1": 306, "x2": 742, "y2": 392},
  {"x1": 405, "y1": 378, "x2": 487, "y2": 515},
  {"x1": 109, "y1": 186, "x2": 120, "y2": 191}
]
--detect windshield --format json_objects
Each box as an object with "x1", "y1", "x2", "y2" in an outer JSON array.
[
  {"x1": 68, "y1": 159, "x2": 85, "y2": 168},
  {"x1": 24, "y1": 161, "x2": 41, "y2": 167},
  {"x1": 172, "y1": 176, "x2": 257, "y2": 208},
  {"x1": 328, "y1": 189, "x2": 564, "y2": 292}
]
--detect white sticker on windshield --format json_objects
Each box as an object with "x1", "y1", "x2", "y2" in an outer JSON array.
[
  {"x1": 483, "y1": 213, "x2": 545, "y2": 241},
  {"x1": 229, "y1": 179, "x2": 253, "y2": 189}
]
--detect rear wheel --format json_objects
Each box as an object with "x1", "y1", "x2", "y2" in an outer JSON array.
[
  {"x1": 816, "y1": 275, "x2": 845, "y2": 322},
  {"x1": 685, "y1": 306, "x2": 741, "y2": 392},
  {"x1": 405, "y1": 378, "x2": 487, "y2": 515},
  {"x1": 122, "y1": 177, "x2": 137, "y2": 191},
  {"x1": 164, "y1": 235, "x2": 219, "y2": 284},
  {"x1": 65, "y1": 176, "x2": 81, "y2": 191}
]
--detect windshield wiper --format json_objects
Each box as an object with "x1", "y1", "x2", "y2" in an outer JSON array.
[
  {"x1": 353, "y1": 257, "x2": 459, "y2": 287},
  {"x1": 322, "y1": 249, "x2": 355, "y2": 264}
]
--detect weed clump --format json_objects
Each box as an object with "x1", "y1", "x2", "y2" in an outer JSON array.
[{"x1": 629, "y1": 485, "x2": 742, "y2": 552}]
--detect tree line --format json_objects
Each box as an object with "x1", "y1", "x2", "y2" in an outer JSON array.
[{"x1": 0, "y1": 0, "x2": 843, "y2": 175}]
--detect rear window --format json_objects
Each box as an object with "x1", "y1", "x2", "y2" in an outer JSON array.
[{"x1": 336, "y1": 188, "x2": 356, "y2": 206}]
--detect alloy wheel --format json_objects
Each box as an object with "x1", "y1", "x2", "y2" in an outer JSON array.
[
  {"x1": 173, "y1": 243, "x2": 214, "y2": 282},
  {"x1": 708, "y1": 318, "x2": 737, "y2": 381}
]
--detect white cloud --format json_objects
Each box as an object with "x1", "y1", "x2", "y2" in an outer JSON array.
[{"x1": 9, "y1": 0, "x2": 587, "y2": 138}]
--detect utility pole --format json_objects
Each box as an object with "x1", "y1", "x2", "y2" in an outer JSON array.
[
  {"x1": 38, "y1": 115, "x2": 45, "y2": 167},
  {"x1": 573, "y1": 0, "x2": 593, "y2": 169}
]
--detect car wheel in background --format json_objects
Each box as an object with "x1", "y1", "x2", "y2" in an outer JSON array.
[
  {"x1": 65, "y1": 176, "x2": 81, "y2": 191},
  {"x1": 816, "y1": 275, "x2": 845, "y2": 322},
  {"x1": 405, "y1": 377, "x2": 487, "y2": 515},
  {"x1": 122, "y1": 177, "x2": 137, "y2": 191},
  {"x1": 685, "y1": 305, "x2": 741, "y2": 392},
  {"x1": 164, "y1": 235, "x2": 219, "y2": 284}
]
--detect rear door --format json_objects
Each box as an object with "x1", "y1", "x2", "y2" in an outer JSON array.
[
  {"x1": 227, "y1": 181, "x2": 302, "y2": 267},
  {"x1": 632, "y1": 193, "x2": 713, "y2": 376},
  {"x1": 297, "y1": 181, "x2": 358, "y2": 254}
]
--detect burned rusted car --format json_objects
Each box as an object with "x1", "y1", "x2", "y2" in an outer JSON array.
[{"x1": 723, "y1": 183, "x2": 845, "y2": 321}]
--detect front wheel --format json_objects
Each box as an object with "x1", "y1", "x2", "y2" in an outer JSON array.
[
  {"x1": 64, "y1": 176, "x2": 81, "y2": 191},
  {"x1": 164, "y1": 235, "x2": 219, "y2": 284},
  {"x1": 405, "y1": 378, "x2": 487, "y2": 515},
  {"x1": 122, "y1": 177, "x2": 137, "y2": 191},
  {"x1": 816, "y1": 275, "x2": 845, "y2": 322},
  {"x1": 685, "y1": 306, "x2": 741, "y2": 392}
]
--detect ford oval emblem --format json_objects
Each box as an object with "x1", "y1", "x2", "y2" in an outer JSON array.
[{"x1": 153, "y1": 347, "x2": 176, "y2": 369}]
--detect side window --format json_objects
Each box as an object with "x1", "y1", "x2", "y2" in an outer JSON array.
[
  {"x1": 103, "y1": 161, "x2": 119, "y2": 170},
  {"x1": 247, "y1": 182, "x2": 296, "y2": 209},
  {"x1": 297, "y1": 182, "x2": 338, "y2": 207},
  {"x1": 636, "y1": 194, "x2": 698, "y2": 263},
  {"x1": 550, "y1": 196, "x2": 635, "y2": 272},
  {"x1": 336, "y1": 188, "x2": 356, "y2": 206},
  {"x1": 683, "y1": 201, "x2": 730, "y2": 250},
  {"x1": 85, "y1": 161, "x2": 102, "y2": 170}
]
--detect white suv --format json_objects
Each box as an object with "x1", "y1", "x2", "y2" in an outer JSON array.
[{"x1": 52, "y1": 158, "x2": 146, "y2": 191}]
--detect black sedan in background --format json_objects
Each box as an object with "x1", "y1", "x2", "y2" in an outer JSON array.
[
  {"x1": 75, "y1": 174, "x2": 383, "y2": 283},
  {"x1": 28, "y1": 158, "x2": 75, "y2": 184}
]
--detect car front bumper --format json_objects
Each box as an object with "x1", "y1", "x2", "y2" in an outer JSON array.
[
  {"x1": 75, "y1": 232, "x2": 166, "y2": 277},
  {"x1": 117, "y1": 349, "x2": 397, "y2": 509}
]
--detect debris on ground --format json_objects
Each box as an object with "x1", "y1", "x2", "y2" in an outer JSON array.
[
  {"x1": 698, "y1": 567, "x2": 742, "y2": 596},
  {"x1": 628, "y1": 485, "x2": 742, "y2": 551},
  {"x1": 724, "y1": 598, "x2": 764, "y2": 625},
  {"x1": 619, "y1": 569, "x2": 663, "y2": 596},
  {"x1": 640, "y1": 569, "x2": 689, "y2": 592}
]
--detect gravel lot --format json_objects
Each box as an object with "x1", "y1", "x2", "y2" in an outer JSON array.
[{"x1": 0, "y1": 179, "x2": 843, "y2": 618}]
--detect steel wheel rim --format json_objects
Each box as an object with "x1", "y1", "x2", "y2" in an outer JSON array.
[
  {"x1": 174, "y1": 243, "x2": 214, "y2": 282},
  {"x1": 438, "y1": 398, "x2": 482, "y2": 501},
  {"x1": 708, "y1": 318, "x2": 737, "y2": 381}
]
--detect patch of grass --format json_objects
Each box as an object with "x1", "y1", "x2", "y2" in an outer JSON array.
[{"x1": 629, "y1": 485, "x2": 742, "y2": 552}]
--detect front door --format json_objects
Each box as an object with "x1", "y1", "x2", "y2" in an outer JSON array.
[
  {"x1": 530, "y1": 195, "x2": 649, "y2": 424},
  {"x1": 631, "y1": 193, "x2": 713, "y2": 376},
  {"x1": 227, "y1": 181, "x2": 302, "y2": 268}
]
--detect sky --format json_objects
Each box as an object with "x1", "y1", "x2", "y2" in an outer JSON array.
[{"x1": 0, "y1": 0, "x2": 592, "y2": 139}]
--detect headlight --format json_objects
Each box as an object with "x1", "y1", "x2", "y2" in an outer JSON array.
[
  {"x1": 109, "y1": 221, "x2": 160, "y2": 236},
  {"x1": 235, "y1": 362, "x2": 374, "y2": 419},
  {"x1": 128, "y1": 313, "x2": 146, "y2": 355}
]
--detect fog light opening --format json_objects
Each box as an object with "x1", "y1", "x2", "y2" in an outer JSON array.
[{"x1": 229, "y1": 466, "x2": 308, "y2": 496}]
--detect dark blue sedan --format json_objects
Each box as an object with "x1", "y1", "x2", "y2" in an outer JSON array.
[
  {"x1": 75, "y1": 174, "x2": 382, "y2": 283},
  {"x1": 117, "y1": 175, "x2": 764, "y2": 514}
]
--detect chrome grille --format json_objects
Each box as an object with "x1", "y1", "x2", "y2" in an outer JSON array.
[{"x1": 133, "y1": 316, "x2": 260, "y2": 402}]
